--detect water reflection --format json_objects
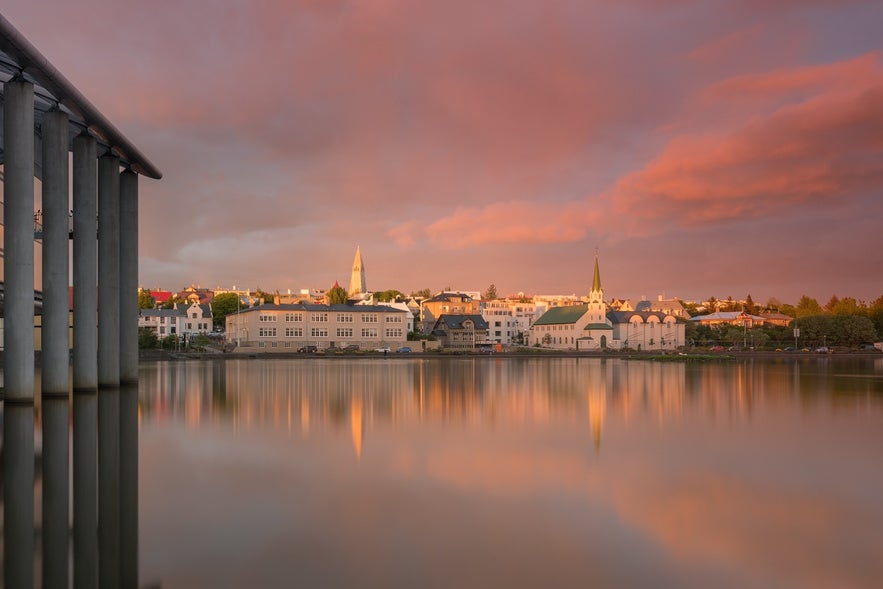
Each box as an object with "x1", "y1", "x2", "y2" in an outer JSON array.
[
  {"x1": 136, "y1": 357, "x2": 883, "y2": 589},
  {"x1": 1, "y1": 386, "x2": 138, "y2": 589}
]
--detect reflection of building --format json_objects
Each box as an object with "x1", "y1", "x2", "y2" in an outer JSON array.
[{"x1": 529, "y1": 255, "x2": 685, "y2": 351}]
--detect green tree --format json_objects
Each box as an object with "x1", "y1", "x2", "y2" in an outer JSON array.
[
  {"x1": 326, "y1": 285, "x2": 348, "y2": 305},
  {"x1": 138, "y1": 289, "x2": 156, "y2": 309},
  {"x1": 162, "y1": 295, "x2": 186, "y2": 309},
  {"x1": 868, "y1": 295, "x2": 883, "y2": 339},
  {"x1": 211, "y1": 292, "x2": 242, "y2": 330},
  {"x1": 828, "y1": 296, "x2": 865, "y2": 316},
  {"x1": 483, "y1": 283, "x2": 498, "y2": 301},
  {"x1": 830, "y1": 315, "x2": 877, "y2": 347},
  {"x1": 138, "y1": 327, "x2": 158, "y2": 349},
  {"x1": 375, "y1": 289, "x2": 404, "y2": 302},
  {"x1": 254, "y1": 288, "x2": 274, "y2": 305},
  {"x1": 795, "y1": 295, "x2": 822, "y2": 318},
  {"x1": 744, "y1": 293, "x2": 756, "y2": 315},
  {"x1": 410, "y1": 288, "x2": 432, "y2": 299}
]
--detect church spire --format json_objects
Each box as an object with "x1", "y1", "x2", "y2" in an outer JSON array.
[
  {"x1": 349, "y1": 246, "x2": 367, "y2": 296},
  {"x1": 591, "y1": 249, "x2": 602, "y2": 294}
]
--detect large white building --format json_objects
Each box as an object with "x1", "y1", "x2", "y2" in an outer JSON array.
[
  {"x1": 226, "y1": 302, "x2": 408, "y2": 351},
  {"x1": 528, "y1": 256, "x2": 685, "y2": 351},
  {"x1": 139, "y1": 301, "x2": 213, "y2": 339}
]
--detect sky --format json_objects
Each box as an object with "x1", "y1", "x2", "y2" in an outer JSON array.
[{"x1": 5, "y1": 0, "x2": 883, "y2": 304}]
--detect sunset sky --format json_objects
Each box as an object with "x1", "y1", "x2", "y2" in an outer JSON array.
[{"x1": 6, "y1": 1, "x2": 883, "y2": 303}]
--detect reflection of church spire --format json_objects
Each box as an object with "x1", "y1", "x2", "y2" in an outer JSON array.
[
  {"x1": 349, "y1": 246, "x2": 367, "y2": 296},
  {"x1": 588, "y1": 388, "x2": 605, "y2": 455},
  {"x1": 351, "y1": 396, "x2": 364, "y2": 460}
]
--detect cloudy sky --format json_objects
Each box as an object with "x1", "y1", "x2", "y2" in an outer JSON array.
[{"x1": 6, "y1": 0, "x2": 883, "y2": 303}]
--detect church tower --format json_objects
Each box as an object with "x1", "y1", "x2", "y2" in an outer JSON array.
[
  {"x1": 588, "y1": 252, "x2": 606, "y2": 324},
  {"x1": 349, "y1": 246, "x2": 367, "y2": 296}
]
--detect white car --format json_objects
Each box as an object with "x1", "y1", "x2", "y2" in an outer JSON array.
[{"x1": 374, "y1": 347, "x2": 391, "y2": 353}]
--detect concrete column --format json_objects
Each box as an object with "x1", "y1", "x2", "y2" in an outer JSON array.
[
  {"x1": 74, "y1": 392, "x2": 99, "y2": 589},
  {"x1": 3, "y1": 78, "x2": 35, "y2": 401},
  {"x1": 73, "y1": 132, "x2": 98, "y2": 391},
  {"x1": 41, "y1": 109, "x2": 71, "y2": 395},
  {"x1": 120, "y1": 384, "x2": 139, "y2": 588},
  {"x1": 98, "y1": 154, "x2": 120, "y2": 387},
  {"x1": 3, "y1": 405, "x2": 35, "y2": 588},
  {"x1": 119, "y1": 170, "x2": 138, "y2": 384},
  {"x1": 42, "y1": 397, "x2": 71, "y2": 589}
]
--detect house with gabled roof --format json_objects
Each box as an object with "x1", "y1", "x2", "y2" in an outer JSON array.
[
  {"x1": 528, "y1": 255, "x2": 685, "y2": 351},
  {"x1": 431, "y1": 314, "x2": 490, "y2": 350}
]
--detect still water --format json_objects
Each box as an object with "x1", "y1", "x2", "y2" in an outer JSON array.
[
  {"x1": 132, "y1": 357, "x2": 883, "y2": 589},
  {"x1": 3, "y1": 356, "x2": 883, "y2": 588}
]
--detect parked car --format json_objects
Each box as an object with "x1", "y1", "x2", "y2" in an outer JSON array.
[
  {"x1": 709, "y1": 346, "x2": 725, "y2": 352},
  {"x1": 344, "y1": 344, "x2": 360, "y2": 352},
  {"x1": 816, "y1": 346, "x2": 829, "y2": 353},
  {"x1": 298, "y1": 345, "x2": 318, "y2": 353},
  {"x1": 374, "y1": 347, "x2": 391, "y2": 353},
  {"x1": 396, "y1": 346, "x2": 412, "y2": 353}
]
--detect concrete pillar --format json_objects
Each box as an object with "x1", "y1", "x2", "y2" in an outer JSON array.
[
  {"x1": 73, "y1": 132, "x2": 98, "y2": 391},
  {"x1": 3, "y1": 405, "x2": 35, "y2": 588},
  {"x1": 119, "y1": 170, "x2": 138, "y2": 384},
  {"x1": 3, "y1": 78, "x2": 35, "y2": 401},
  {"x1": 74, "y1": 392, "x2": 99, "y2": 589},
  {"x1": 98, "y1": 154, "x2": 120, "y2": 387},
  {"x1": 42, "y1": 397, "x2": 71, "y2": 589},
  {"x1": 120, "y1": 384, "x2": 139, "y2": 588},
  {"x1": 41, "y1": 109, "x2": 71, "y2": 396}
]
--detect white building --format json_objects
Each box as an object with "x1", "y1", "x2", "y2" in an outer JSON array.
[{"x1": 139, "y1": 301, "x2": 213, "y2": 339}]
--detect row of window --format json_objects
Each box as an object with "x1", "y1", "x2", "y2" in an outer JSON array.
[
  {"x1": 258, "y1": 312, "x2": 399, "y2": 323},
  {"x1": 257, "y1": 327, "x2": 404, "y2": 339}
]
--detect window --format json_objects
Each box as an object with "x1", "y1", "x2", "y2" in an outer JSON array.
[
  {"x1": 385, "y1": 328, "x2": 403, "y2": 338},
  {"x1": 187, "y1": 322, "x2": 192, "y2": 330},
  {"x1": 385, "y1": 314, "x2": 402, "y2": 323},
  {"x1": 259, "y1": 313, "x2": 277, "y2": 322},
  {"x1": 285, "y1": 327, "x2": 303, "y2": 338},
  {"x1": 310, "y1": 327, "x2": 328, "y2": 338},
  {"x1": 337, "y1": 313, "x2": 353, "y2": 323},
  {"x1": 159, "y1": 327, "x2": 165, "y2": 335},
  {"x1": 337, "y1": 327, "x2": 354, "y2": 338},
  {"x1": 258, "y1": 327, "x2": 277, "y2": 337},
  {"x1": 362, "y1": 314, "x2": 378, "y2": 323},
  {"x1": 191, "y1": 312, "x2": 198, "y2": 319},
  {"x1": 285, "y1": 312, "x2": 303, "y2": 322},
  {"x1": 312, "y1": 313, "x2": 328, "y2": 322},
  {"x1": 361, "y1": 327, "x2": 378, "y2": 338}
]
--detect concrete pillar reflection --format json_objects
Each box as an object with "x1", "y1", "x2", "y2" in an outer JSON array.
[
  {"x1": 98, "y1": 387, "x2": 120, "y2": 588},
  {"x1": 3, "y1": 78, "x2": 35, "y2": 400},
  {"x1": 73, "y1": 132, "x2": 98, "y2": 392},
  {"x1": 98, "y1": 155, "x2": 120, "y2": 387},
  {"x1": 41, "y1": 109, "x2": 71, "y2": 395},
  {"x1": 120, "y1": 384, "x2": 140, "y2": 588},
  {"x1": 3, "y1": 404, "x2": 35, "y2": 588},
  {"x1": 42, "y1": 397, "x2": 71, "y2": 588},
  {"x1": 74, "y1": 391, "x2": 99, "y2": 589},
  {"x1": 119, "y1": 171, "x2": 139, "y2": 384}
]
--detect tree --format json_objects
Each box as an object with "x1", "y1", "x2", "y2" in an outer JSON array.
[
  {"x1": 375, "y1": 289, "x2": 404, "y2": 302},
  {"x1": 138, "y1": 327, "x2": 158, "y2": 349},
  {"x1": 410, "y1": 288, "x2": 432, "y2": 299},
  {"x1": 765, "y1": 297, "x2": 782, "y2": 312},
  {"x1": 483, "y1": 283, "x2": 498, "y2": 301},
  {"x1": 744, "y1": 293, "x2": 756, "y2": 315},
  {"x1": 326, "y1": 285, "x2": 348, "y2": 305},
  {"x1": 138, "y1": 289, "x2": 156, "y2": 309},
  {"x1": 211, "y1": 292, "x2": 242, "y2": 330},
  {"x1": 795, "y1": 295, "x2": 822, "y2": 318},
  {"x1": 254, "y1": 288, "x2": 274, "y2": 305},
  {"x1": 162, "y1": 295, "x2": 186, "y2": 309}
]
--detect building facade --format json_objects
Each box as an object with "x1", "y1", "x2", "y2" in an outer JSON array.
[
  {"x1": 420, "y1": 292, "x2": 480, "y2": 333},
  {"x1": 226, "y1": 302, "x2": 408, "y2": 351},
  {"x1": 528, "y1": 256, "x2": 685, "y2": 351},
  {"x1": 430, "y1": 314, "x2": 490, "y2": 350}
]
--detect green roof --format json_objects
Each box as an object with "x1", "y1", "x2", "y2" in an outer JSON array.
[
  {"x1": 584, "y1": 323, "x2": 613, "y2": 330},
  {"x1": 533, "y1": 304, "x2": 588, "y2": 326}
]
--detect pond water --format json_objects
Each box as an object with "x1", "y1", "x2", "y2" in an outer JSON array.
[{"x1": 135, "y1": 357, "x2": 883, "y2": 588}]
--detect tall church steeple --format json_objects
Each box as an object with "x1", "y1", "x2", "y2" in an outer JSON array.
[
  {"x1": 590, "y1": 250, "x2": 603, "y2": 303},
  {"x1": 349, "y1": 246, "x2": 367, "y2": 296}
]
